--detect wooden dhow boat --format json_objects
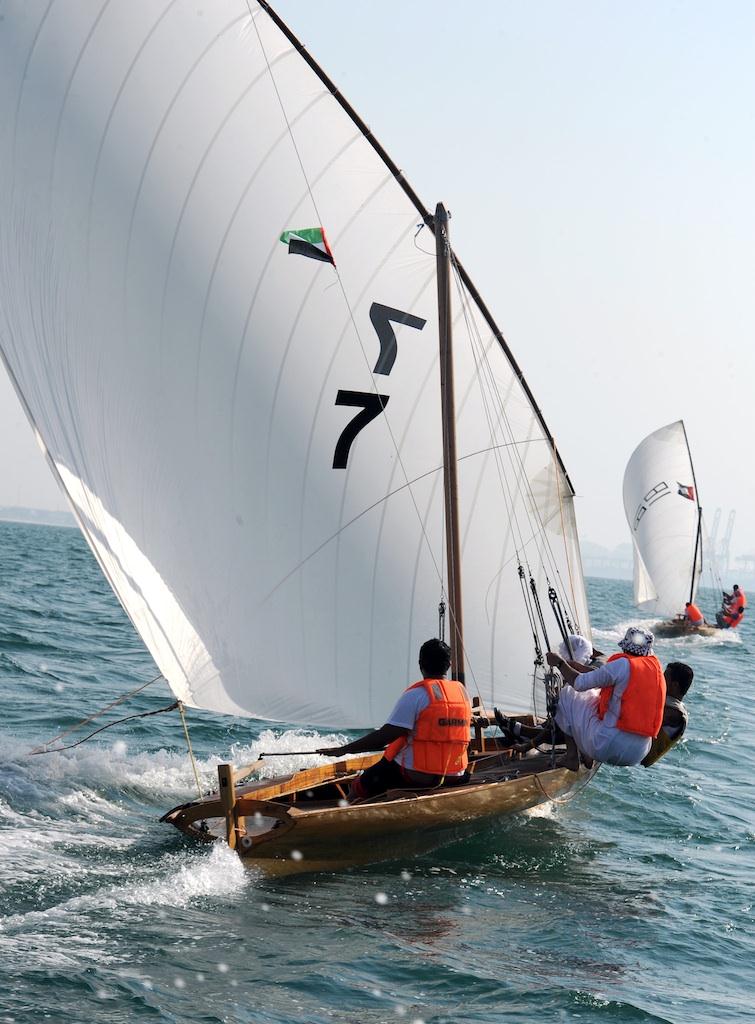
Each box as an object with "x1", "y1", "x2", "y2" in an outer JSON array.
[
  {"x1": 1, "y1": 0, "x2": 595, "y2": 873},
  {"x1": 622, "y1": 422, "x2": 721, "y2": 639}
]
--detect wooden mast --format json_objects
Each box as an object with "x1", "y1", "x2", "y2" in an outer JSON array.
[{"x1": 435, "y1": 203, "x2": 465, "y2": 684}]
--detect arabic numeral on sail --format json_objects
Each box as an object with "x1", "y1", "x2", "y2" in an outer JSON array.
[
  {"x1": 330, "y1": 303, "x2": 425, "y2": 468},
  {"x1": 368, "y1": 303, "x2": 426, "y2": 375},
  {"x1": 332, "y1": 391, "x2": 390, "y2": 469}
]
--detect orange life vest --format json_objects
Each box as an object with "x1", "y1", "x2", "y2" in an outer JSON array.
[
  {"x1": 733, "y1": 590, "x2": 747, "y2": 611},
  {"x1": 598, "y1": 653, "x2": 666, "y2": 737},
  {"x1": 722, "y1": 607, "x2": 744, "y2": 628},
  {"x1": 384, "y1": 678, "x2": 471, "y2": 775},
  {"x1": 685, "y1": 603, "x2": 704, "y2": 625}
]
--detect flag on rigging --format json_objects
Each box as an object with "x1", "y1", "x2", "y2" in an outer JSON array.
[
  {"x1": 677, "y1": 482, "x2": 695, "y2": 501},
  {"x1": 279, "y1": 226, "x2": 335, "y2": 265}
]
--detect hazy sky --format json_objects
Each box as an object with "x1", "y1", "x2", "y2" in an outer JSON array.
[{"x1": 2, "y1": 0, "x2": 753, "y2": 558}]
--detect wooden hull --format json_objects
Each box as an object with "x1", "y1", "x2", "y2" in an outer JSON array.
[
  {"x1": 653, "y1": 618, "x2": 721, "y2": 639},
  {"x1": 162, "y1": 751, "x2": 596, "y2": 876}
]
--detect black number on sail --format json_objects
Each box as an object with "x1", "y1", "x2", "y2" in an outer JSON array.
[
  {"x1": 368, "y1": 303, "x2": 426, "y2": 375},
  {"x1": 333, "y1": 391, "x2": 390, "y2": 469},
  {"x1": 633, "y1": 481, "x2": 670, "y2": 529}
]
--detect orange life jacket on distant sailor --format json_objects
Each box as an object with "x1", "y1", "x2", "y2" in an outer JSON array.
[
  {"x1": 384, "y1": 678, "x2": 472, "y2": 775},
  {"x1": 733, "y1": 590, "x2": 747, "y2": 611},
  {"x1": 685, "y1": 602, "x2": 704, "y2": 626},
  {"x1": 598, "y1": 653, "x2": 666, "y2": 737},
  {"x1": 722, "y1": 607, "x2": 744, "y2": 628}
]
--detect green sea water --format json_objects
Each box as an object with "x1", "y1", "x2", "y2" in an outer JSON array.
[{"x1": 0, "y1": 520, "x2": 752, "y2": 1023}]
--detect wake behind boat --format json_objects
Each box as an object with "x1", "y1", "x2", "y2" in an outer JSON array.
[{"x1": 1, "y1": 0, "x2": 602, "y2": 871}]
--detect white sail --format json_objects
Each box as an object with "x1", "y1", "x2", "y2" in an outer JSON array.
[
  {"x1": 0, "y1": 1, "x2": 589, "y2": 726},
  {"x1": 622, "y1": 421, "x2": 701, "y2": 618}
]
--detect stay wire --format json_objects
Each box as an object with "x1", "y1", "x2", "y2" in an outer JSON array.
[
  {"x1": 451, "y1": 268, "x2": 532, "y2": 576},
  {"x1": 451, "y1": 258, "x2": 576, "y2": 613},
  {"x1": 450, "y1": 258, "x2": 581, "y2": 628},
  {"x1": 450, "y1": 265, "x2": 556, "y2": 672}
]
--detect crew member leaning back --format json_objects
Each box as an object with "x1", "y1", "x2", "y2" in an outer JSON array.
[
  {"x1": 547, "y1": 627, "x2": 666, "y2": 769},
  {"x1": 316, "y1": 638, "x2": 472, "y2": 802}
]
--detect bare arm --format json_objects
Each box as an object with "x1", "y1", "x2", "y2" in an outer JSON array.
[
  {"x1": 316, "y1": 723, "x2": 408, "y2": 758},
  {"x1": 547, "y1": 652, "x2": 629, "y2": 691},
  {"x1": 546, "y1": 652, "x2": 593, "y2": 681}
]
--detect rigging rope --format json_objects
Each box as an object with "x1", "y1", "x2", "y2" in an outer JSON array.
[
  {"x1": 28, "y1": 673, "x2": 165, "y2": 755},
  {"x1": 518, "y1": 566, "x2": 543, "y2": 667},
  {"x1": 450, "y1": 259, "x2": 582, "y2": 631},
  {"x1": 178, "y1": 701, "x2": 204, "y2": 800},
  {"x1": 30, "y1": 701, "x2": 179, "y2": 755},
  {"x1": 548, "y1": 587, "x2": 574, "y2": 656},
  {"x1": 529, "y1": 576, "x2": 552, "y2": 654}
]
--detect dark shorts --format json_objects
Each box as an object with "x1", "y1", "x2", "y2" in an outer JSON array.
[
  {"x1": 351, "y1": 757, "x2": 407, "y2": 799},
  {"x1": 350, "y1": 757, "x2": 469, "y2": 801}
]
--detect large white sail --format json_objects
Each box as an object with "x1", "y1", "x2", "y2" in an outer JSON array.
[
  {"x1": 0, "y1": 1, "x2": 589, "y2": 726},
  {"x1": 623, "y1": 421, "x2": 702, "y2": 618}
]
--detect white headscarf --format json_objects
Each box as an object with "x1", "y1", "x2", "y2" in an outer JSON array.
[
  {"x1": 558, "y1": 634, "x2": 593, "y2": 665},
  {"x1": 618, "y1": 627, "x2": 654, "y2": 657}
]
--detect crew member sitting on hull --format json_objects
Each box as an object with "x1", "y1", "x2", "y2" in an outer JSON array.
[
  {"x1": 684, "y1": 602, "x2": 705, "y2": 627},
  {"x1": 716, "y1": 584, "x2": 746, "y2": 628},
  {"x1": 642, "y1": 661, "x2": 693, "y2": 766},
  {"x1": 316, "y1": 638, "x2": 472, "y2": 802},
  {"x1": 546, "y1": 627, "x2": 666, "y2": 770},
  {"x1": 495, "y1": 634, "x2": 596, "y2": 746}
]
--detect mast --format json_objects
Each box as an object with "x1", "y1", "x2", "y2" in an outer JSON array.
[
  {"x1": 681, "y1": 421, "x2": 702, "y2": 603},
  {"x1": 435, "y1": 203, "x2": 465, "y2": 683}
]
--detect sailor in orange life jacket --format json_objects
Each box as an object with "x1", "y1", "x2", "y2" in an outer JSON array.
[
  {"x1": 315, "y1": 638, "x2": 472, "y2": 803},
  {"x1": 716, "y1": 584, "x2": 746, "y2": 628},
  {"x1": 546, "y1": 626, "x2": 666, "y2": 770},
  {"x1": 684, "y1": 601, "x2": 705, "y2": 627}
]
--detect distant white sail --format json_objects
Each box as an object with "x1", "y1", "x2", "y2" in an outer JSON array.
[
  {"x1": 0, "y1": 1, "x2": 589, "y2": 726},
  {"x1": 623, "y1": 421, "x2": 701, "y2": 618}
]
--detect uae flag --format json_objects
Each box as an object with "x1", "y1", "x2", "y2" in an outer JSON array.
[
  {"x1": 677, "y1": 482, "x2": 695, "y2": 501},
  {"x1": 279, "y1": 227, "x2": 335, "y2": 265}
]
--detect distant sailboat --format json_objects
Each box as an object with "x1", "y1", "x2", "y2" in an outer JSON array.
[
  {"x1": 622, "y1": 421, "x2": 716, "y2": 637},
  {"x1": 0, "y1": 0, "x2": 597, "y2": 872}
]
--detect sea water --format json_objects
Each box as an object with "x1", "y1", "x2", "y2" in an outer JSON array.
[{"x1": 0, "y1": 520, "x2": 752, "y2": 1024}]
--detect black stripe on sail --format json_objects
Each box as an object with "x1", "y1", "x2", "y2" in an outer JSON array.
[{"x1": 288, "y1": 239, "x2": 334, "y2": 263}]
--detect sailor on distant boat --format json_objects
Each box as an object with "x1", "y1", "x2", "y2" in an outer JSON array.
[
  {"x1": 316, "y1": 639, "x2": 472, "y2": 802},
  {"x1": 547, "y1": 627, "x2": 666, "y2": 769},
  {"x1": 684, "y1": 602, "x2": 705, "y2": 627},
  {"x1": 641, "y1": 662, "x2": 693, "y2": 766},
  {"x1": 716, "y1": 584, "x2": 746, "y2": 628}
]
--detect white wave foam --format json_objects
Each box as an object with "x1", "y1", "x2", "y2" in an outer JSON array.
[
  {"x1": 4, "y1": 725, "x2": 348, "y2": 806},
  {"x1": 593, "y1": 618, "x2": 742, "y2": 647},
  {"x1": 523, "y1": 801, "x2": 555, "y2": 819},
  {"x1": 121, "y1": 843, "x2": 251, "y2": 907},
  {"x1": 0, "y1": 843, "x2": 252, "y2": 972}
]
